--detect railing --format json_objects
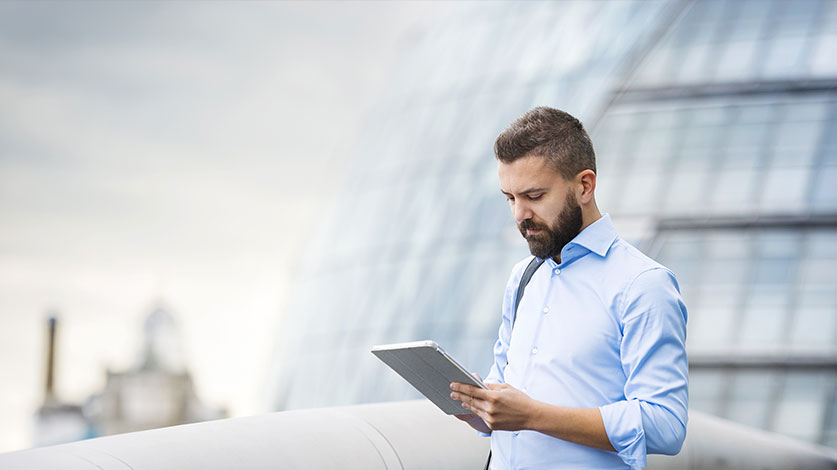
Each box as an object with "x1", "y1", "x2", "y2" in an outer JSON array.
[{"x1": 1, "y1": 400, "x2": 835, "y2": 469}]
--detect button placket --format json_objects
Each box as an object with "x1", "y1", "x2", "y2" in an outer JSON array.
[{"x1": 518, "y1": 263, "x2": 556, "y2": 399}]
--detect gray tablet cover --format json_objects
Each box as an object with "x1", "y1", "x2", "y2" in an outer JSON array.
[{"x1": 371, "y1": 340, "x2": 488, "y2": 415}]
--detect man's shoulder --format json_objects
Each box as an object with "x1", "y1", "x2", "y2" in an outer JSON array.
[
  {"x1": 600, "y1": 238, "x2": 681, "y2": 302},
  {"x1": 511, "y1": 255, "x2": 537, "y2": 275},
  {"x1": 505, "y1": 255, "x2": 537, "y2": 287},
  {"x1": 607, "y1": 237, "x2": 671, "y2": 277}
]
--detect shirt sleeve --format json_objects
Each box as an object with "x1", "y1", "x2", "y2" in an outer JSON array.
[
  {"x1": 477, "y1": 257, "x2": 531, "y2": 437},
  {"x1": 599, "y1": 267, "x2": 689, "y2": 469}
]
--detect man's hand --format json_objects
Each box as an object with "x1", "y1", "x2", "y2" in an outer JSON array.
[
  {"x1": 451, "y1": 373, "x2": 492, "y2": 434},
  {"x1": 451, "y1": 380, "x2": 615, "y2": 452},
  {"x1": 450, "y1": 381, "x2": 538, "y2": 431}
]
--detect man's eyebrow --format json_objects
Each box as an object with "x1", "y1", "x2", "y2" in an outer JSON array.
[{"x1": 500, "y1": 187, "x2": 548, "y2": 196}]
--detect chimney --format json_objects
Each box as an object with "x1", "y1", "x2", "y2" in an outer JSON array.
[{"x1": 45, "y1": 316, "x2": 57, "y2": 402}]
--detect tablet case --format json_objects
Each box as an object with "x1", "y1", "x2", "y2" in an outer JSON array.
[{"x1": 371, "y1": 340, "x2": 487, "y2": 415}]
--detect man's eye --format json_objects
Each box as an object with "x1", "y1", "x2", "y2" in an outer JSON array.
[{"x1": 528, "y1": 194, "x2": 543, "y2": 201}]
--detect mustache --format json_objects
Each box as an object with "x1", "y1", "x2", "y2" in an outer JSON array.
[{"x1": 518, "y1": 220, "x2": 548, "y2": 232}]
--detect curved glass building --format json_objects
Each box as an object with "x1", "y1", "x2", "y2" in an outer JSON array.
[{"x1": 267, "y1": 0, "x2": 837, "y2": 448}]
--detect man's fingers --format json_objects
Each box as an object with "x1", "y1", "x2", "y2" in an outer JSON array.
[
  {"x1": 467, "y1": 403, "x2": 492, "y2": 427},
  {"x1": 450, "y1": 391, "x2": 490, "y2": 413},
  {"x1": 450, "y1": 391, "x2": 473, "y2": 407},
  {"x1": 451, "y1": 390, "x2": 495, "y2": 428},
  {"x1": 451, "y1": 382, "x2": 491, "y2": 399},
  {"x1": 458, "y1": 393, "x2": 491, "y2": 414}
]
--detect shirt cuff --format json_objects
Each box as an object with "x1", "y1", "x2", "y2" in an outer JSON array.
[{"x1": 599, "y1": 399, "x2": 647, "y2": 469}]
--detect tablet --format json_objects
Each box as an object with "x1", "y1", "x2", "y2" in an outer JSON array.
[{"x1": 371, "y1": 340, "x2": 488, "y2": 415}]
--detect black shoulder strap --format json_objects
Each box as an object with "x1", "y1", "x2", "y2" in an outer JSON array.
[{"x1": 511, "y1": 257, "x2": 546, "y2": 329}]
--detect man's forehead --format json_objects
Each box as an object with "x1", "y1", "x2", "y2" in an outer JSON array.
[{"x1": 498, "y1": 156, "x2": 563, "y2": 191}]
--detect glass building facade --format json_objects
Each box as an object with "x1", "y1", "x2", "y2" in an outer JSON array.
[{"x1": 267, "y1": 0, "x2": 837, "y2": 448}]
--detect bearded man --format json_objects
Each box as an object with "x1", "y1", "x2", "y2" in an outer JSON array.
[{"x1": 450, "y1": 107, "x2": 688, "y2": 470}]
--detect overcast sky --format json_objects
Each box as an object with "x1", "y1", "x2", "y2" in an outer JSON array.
[{"x1": 0, "y1": 0, "x2": 444, "y2": 452}]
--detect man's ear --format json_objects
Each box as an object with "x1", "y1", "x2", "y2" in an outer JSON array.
[{"x1": 576, "y1": 170, "x2": 596, "y2": 204}]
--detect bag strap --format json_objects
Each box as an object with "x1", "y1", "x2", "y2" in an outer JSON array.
[
  {"x1": 483, "y1": 257, "x2": 546, "y2": 470},
  {"x1": 511, "y1": 257, "x2": 546, "y2": 329}
]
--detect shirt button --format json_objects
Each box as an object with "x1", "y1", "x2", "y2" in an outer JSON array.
[
  {"x1": 531, "y1": 348, "x2": 538, "y2": 355},
  {"x1": 542, "y1": 307, "x2": 549, "y2": 313},
  {"x1": 553, "y1": 268, "x2": 561, "y2": 275}
]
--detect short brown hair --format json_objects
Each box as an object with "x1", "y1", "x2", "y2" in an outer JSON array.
[{"x1": 494, "y1": 106, "x2": 596, "y2": 180}]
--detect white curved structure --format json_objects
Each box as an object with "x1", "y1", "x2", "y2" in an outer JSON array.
[{"x1": 2, "y1": 400, "x2": 835, "y2": 469}]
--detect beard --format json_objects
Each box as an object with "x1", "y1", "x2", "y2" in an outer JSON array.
[{"x1": 518, "y1": 192, "x2": 583, "y2": 260}]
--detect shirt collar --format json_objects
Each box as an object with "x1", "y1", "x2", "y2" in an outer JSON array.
[
  {"x1": 536, "y1": 214, "x2": 619, "y2": 267},
  {"x1": 566, "y1": 213, "x2": 618, "y2": 258}
]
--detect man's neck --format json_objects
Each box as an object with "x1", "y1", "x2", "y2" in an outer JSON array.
[{"x1": 580, "y1": 204, "x2": 603, "y2": 232}]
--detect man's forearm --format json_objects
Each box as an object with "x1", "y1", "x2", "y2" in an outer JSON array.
[
  {"x1": 450, "y1": 381, "x2": 615, "y2": 452},
  {"x1": 527, "y1": 402, "x2": 615, "y2": 452}
]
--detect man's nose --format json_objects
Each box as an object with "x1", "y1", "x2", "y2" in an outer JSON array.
[{"x1": 513, "y1": 201, "x2": 532, "y2": 223}]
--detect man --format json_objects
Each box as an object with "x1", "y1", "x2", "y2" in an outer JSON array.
[{"x1": 450, "y1": 107, "x2": 688, "y2": 469}]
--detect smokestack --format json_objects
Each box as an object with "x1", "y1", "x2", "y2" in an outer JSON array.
[{"x1": 45, "y1": 316, "x2": 57, "y2": 402}]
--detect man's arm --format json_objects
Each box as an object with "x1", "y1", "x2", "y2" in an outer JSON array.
[
  {"x1": 452, "y1": 267, "x2": 688, "y2": 467},
  {"x1": 450, "y1": 382, "x2": 615, "y2": 452},
  {"x1": 599, "y1": 268, "x2": 688, "y2": 461}
]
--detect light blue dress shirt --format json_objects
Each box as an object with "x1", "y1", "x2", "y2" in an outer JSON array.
[{"x1": 484, "y1": 214, "x2": 688, "y2": 470}]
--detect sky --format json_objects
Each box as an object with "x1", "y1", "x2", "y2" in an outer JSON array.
[{"x1": 0, "y1": 0, "x2": 444, "y2": 453}]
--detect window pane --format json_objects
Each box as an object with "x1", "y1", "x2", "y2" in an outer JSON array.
[
  {"x1": 715, "y1": 40, "x2": 759, "y2": 81},
  {"x1": 812, "y1": 166, "x2": 837, "y2": 210},
  {"x1": 811, "y1": 33, "x2": 837, "y2": 77},
  {"x1": 762, "y1": 35, "x2": 808, "y2": 78},
  {"x1": 738, "y1": 305, "x2": 786, "y2": 349},
  {"x1": 725, "y1": 371, "x2": 776, "y2": 429},
  {"x1": 808, "y1": 231, "x2": 837, "y2": 257},
  {"x1": 751, "y1": 257, "x2": 796, "y2": 285},
  {"x1": 688, "y1": 289, "x2": 739, "y2": 349},
  {"x1": 790, "y1": 306, "x2": 837, "y2": 349},
  {"x1": 709, "y1": 168, "x2": 758, "y2": 213},
  {"x1": 760, "y1": 166, "x2": 811, "y2": 212},
  {"x1": 663, "y1": 169, "x2": 709, "y2": 214},
  {"x1": 690, "y1": 369, "x2": 726, "y2": 416},
  {"x1": 727, "y1": 122, "x2": 769, "y2": 152},
  {"x1": 772, "y1": 372, "x2": 830, "y2": 443},
  {"x1": 799, "y1": 258, "x2": 837, "y2": 285},
  {"x1": 621, "y1": 171, "x2": 663, "y2": 214},
  {"x1": 825, "y1": 384, "x2": 837, "y2": 448}
]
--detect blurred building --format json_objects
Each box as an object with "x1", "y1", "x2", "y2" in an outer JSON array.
[
  {"x1": 592, "y1": 0, "x2": 837, "y2": 448},
  {"x1": 266, "y1": 0, "x2": 837, "y2": 449},
  {"x1": 34, "y1": 308, "x2": 225, "y2": 445},
  {"x1": 83, "y1": 307, "x2": 226, "y2": 436}
]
